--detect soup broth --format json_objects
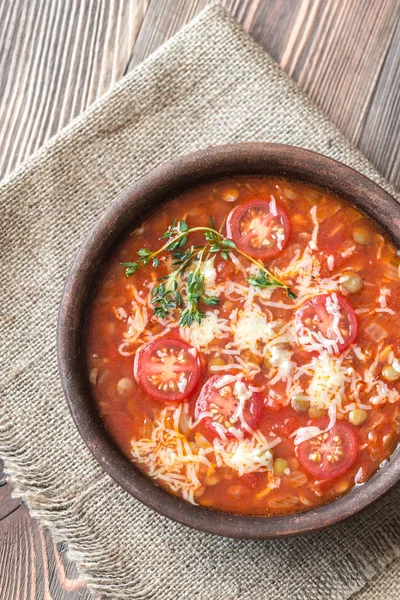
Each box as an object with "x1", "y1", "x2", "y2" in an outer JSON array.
[{"x1": 87, "y1": 178, "x2": 400, "y2": 515}]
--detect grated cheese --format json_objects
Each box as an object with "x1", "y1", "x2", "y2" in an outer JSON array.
[
  {"x1": 113, "y1": 306, "x2": 128, "y2": 320},
  {"x1": 213, "y1": 431, "x2": 280, "y2": 477},
  {"x1": 118, "y1": 294, "x2": 148, "y2": 355},
  {"x1": 296, "y1": 293, "x2": 344, "y2": 355},
  {"x1": 202, "y1": 259, "x2": 219, "y2": 296},
  {"x1": 180, "y1": 311, "x2": 230, "y2": 352},
  {"x1": 269, "y1": 195, "x2": 278, "y2": 216},
  {"x1": 230, "y1": 304, "x2": 272, "y2": 355},
  {"x1": 369, "y1": 381, "x2": 400, "y2": 405},
  {"x1": 304, "y1": 353, "x2": 351, "y2": 410},
  {"x1": 268, "y1": 343, "x2": 296, "y2": 388},
  {"x1": 378, "y1": 287, "x2": 390, "y2": 308},
  {"x1": 375, "y1": 287, "x2": 395, "y2": 314},
  {"x1": 123, "y1": 198, "x2": 400, "y2": 492},
  {"x1": 131, "y1": 405, "x2": 280, "y2": 503},
  {"x1": 310, "y1": 205, "x2": 319, "y2": 250},
  {"x1": 131, "y1": 405, "x2": 211, "y2": 505},
  {"x1": 341, "y1": 245, "x2": 356, "y2": 258}
]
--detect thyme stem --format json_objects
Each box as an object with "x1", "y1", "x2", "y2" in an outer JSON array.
[
  {"x1": 123, "y1": 221, "x2": 296, "y2": 325},
  {"x1": 153, "y1": 226, "x2": 291, "y2": 293}
]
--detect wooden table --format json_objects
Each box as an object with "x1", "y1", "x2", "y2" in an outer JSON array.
[{"x1": 1, "y1": 1, "x2": 399, "y2": 597}]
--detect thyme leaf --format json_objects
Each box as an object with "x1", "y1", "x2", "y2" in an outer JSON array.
[
  {"x1": 151, "y1": 281, "x2": 183, "y2": 319},
  {"x1": 123, "y1": 221, "x2": 296, "y2": 323},
  {"x1": 247, "y1": 271, "x2": 276, "y2": 288},
  {"x1": 121, "y1": 261, "x2": 139, "y2": 276},
  {"x1": 160, "y1": 219, "x2": 177, "y2": 239},
  {"x1": 247, "y1": 269, "x2": 296, "y2": 300}
]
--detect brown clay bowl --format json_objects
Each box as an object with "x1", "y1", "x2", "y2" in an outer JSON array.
[{"x1": 57, "y1": 143, "x2": 400, "y2": 539}]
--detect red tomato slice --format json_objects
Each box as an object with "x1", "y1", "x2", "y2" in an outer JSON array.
[
  {"x1": 297, "y1": 419, "x2": 358, "y2": 480},
  {"x1": 135, "y1": 337, "x2": 201, "y2": 402},
  {"x1": 215, "y1": 257, "x2": 236, "y2": 283},
  {"x1": 295, "y1": 293, "x2": 358, "y2": 353},
  {"x1": 318, "y1": 210, "x2": 347, "y2": 252},
  {"x1": 195, "y1": 375, "x2": 261, "y2": 438},
  {"x1": 226, "y1": 199, "x2": 290, "y2": 260},
  {"x1": 318, "y1": 245, "x2": 353, "y2": 274},
  {"x1": 318, "y1": 211, "x2": 355, "y2": 272}
]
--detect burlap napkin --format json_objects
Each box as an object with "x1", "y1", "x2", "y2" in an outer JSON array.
[{"x1": 1, "y1": 4, "x2": 399, "y2": 599}]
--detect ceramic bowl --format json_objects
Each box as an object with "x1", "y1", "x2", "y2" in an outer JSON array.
[{"x1": 57, "y1": 143, "x2": 400, "y2": 538}]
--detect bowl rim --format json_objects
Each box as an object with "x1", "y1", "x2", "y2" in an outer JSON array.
[{"x1": 57, "y1": 142, "x2": 400, "y2": 539}]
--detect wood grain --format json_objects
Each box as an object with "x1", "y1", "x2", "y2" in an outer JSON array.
[
  {"x1": 0, "y1": 0, "x2": 399, "y2": 188},
  {"x1": 0, "y1": 505, "x2": 94, "y2": 599},
  {"x1": 1, "y1": 0, "x2": 400, "y2": 598},
  {"x1": 359, "y1": 14, "x2": 400, "y2": 191},
  {"x1": 0, "y1": 466, "x2": 21, "y2": 521},
  {"x1": 0, "y1": 0, "x2": 148, "y2": 178},
  {"x1": 127, "y1": 0, "x2": 400, "y2": 190}
]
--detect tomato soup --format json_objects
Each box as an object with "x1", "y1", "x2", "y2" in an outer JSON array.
[{"x1": 87, "y1": 178, "x2": 400, "y2": 515}]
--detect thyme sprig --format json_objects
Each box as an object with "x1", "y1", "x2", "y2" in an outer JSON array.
[
  {"x1": 247, "y1": 269, "x2": 297, "y2": 299},
  {"x1": 151, "y1": 279, "x2": 182, "y2": 319},
  {"x1": 121, "y1": 246, "x2": 158, "y2": 274},
  {"x1": 121, "y1": 219, "x2": 295, "y2": 326},
  {"x1": 180, "y1": 270, "x2": 219, "y2": 327},
  {"x1": 203, "y1": 229, "x2": 236, "y2": 260},
  {"x1": 150, "y1": 245, "x2": 219, "y2": 325}
]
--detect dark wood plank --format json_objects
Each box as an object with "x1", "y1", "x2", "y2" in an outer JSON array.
[
  {"x1": 128, "y1": 0, "x2": 400, "y2": 191},
  {"x1": 0, "y1": 0, "x2": 148, "y2": 178},
  {"x1": 0, "y1": 504, "x2": 96, "y2": 600},
  {"x1": 359, "y1": 14, "x2": 400, "y2": 191},
  {"x1": 1, "y1": 0, "x2": 399, "y2": 188},
  {"x1": 126, "y1": 0, "x2": 209, "y2": 69},
  {"x1": 276, "y1": 0, "x2": 400, "y2": 148},
  {"x1": 0, "y1": 462, "x2": 96, "y2": 599},
  {"x1": 0, "y1": 463, "x2": 21, "y2": 521}
]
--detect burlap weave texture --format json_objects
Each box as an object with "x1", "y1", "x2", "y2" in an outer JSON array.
[{"x1": 1, "y1": 5, "x2": 399, "y2": 599}]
